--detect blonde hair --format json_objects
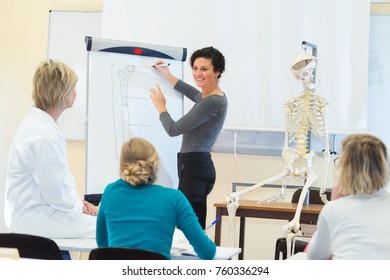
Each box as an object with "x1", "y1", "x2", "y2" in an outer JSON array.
[
  {"x1": 120, "y1": 138, "x2": 159, "y2": 186},
  {"x1": 339, "y1": 134, "x2": 389, "y2": 196},
  {"x1": 32, "y1": 60, "x2": 78, "y2": 111}
]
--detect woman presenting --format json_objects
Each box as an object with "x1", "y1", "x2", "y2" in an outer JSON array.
[{"x1": 150, "y1": 46, "x2": 227, "y2": 229}]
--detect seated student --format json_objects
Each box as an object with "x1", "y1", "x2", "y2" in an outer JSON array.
[
  {"x1": 307, "y1": 134, "x2": 390, "y2": 260},
  {"x1": 96, "y1": 137, "x2": 216, "y2": 260},
  {"x1": 4, "y1": 60, "x2": 97, "y2": 239}
]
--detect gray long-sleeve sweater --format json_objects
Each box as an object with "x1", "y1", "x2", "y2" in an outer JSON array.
[{"x1": 159, "y1": 79, "x2": 227, "y2": 153}]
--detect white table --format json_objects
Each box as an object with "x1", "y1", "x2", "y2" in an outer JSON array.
[
  {"x1": 53, "y1": 238, "x2": 241, "y2": 260},
  {"x1": 287, "y1": 252, "x2": 309, "y2": 260}
]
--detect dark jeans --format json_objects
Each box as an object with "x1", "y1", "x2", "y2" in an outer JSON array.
[{"x1": 177, "y1": 152, "x2": 216, "y2": 229}]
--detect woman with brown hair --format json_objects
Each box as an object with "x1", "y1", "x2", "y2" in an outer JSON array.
[{"x1": 150, "y1": 46, "x2": 227, "y2": 229}]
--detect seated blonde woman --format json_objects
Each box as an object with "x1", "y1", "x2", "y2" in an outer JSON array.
[
  {"x1": 96, "y1": 137, "x2": 216, "y2": 259},
  {"x1": 307, "y1": 134, "x2": 390, "y2": 260},
  {"x1": 5, "y1": 60, "x2": 97, "y2": 239}
]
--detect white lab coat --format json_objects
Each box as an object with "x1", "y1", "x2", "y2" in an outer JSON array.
[{"x1": 4, "y1": 106, "x2": 96, "y2": 238}]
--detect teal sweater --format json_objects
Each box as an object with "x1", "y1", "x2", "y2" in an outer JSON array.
[{"x1": 96, "y1": 179, "x2": 216, "y2": 259}]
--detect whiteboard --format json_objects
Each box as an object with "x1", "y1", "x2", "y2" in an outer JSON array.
[
  {"x1": 102, "y1": 0, "x2": 370, "y2": 133},
  {"x1": 368, "y1": 15, "x2": 390, "y2": 149},
  {"x1": 47, "y1": 10, "x2": 102, "y2": 140},
  {"x1": 85, "y1": 37, "x2": 185, "y2": 194}
]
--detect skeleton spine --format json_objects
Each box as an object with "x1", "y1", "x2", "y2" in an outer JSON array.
[{"x1": 296, "y1": 119, "x2": 309, "y2": 156}]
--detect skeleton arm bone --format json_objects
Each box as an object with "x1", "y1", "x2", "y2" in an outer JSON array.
[
  {"x1": 320, "y1": 153, "x2": 330, "y2": 204},
  {"x1": 308, "y1": 96, "x2": 330, "y2": 204},
  {"x1": 319, "y1": 106, "x2": 330, "y2": 204},
  {"x1": 282, "y1": 103, "x2": 298, "y2": 178},
  {"x1": 283, "y1": 105, "x2": 291, "y2": 151}
]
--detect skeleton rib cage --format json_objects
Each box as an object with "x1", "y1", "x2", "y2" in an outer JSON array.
[{"x1": 286, "y1": 91, "x2": 329, "y2": 157}]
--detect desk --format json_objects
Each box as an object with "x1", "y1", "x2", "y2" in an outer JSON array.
[
  {"x1": 53, "y1": 238, "x2": 241, "y2": 260},
  {"x1": 287, "y1": 252, "x2": 308, "y2": 260},
  {"x1": 214, "y1": 200, "x2": 323, "y2": 260}
]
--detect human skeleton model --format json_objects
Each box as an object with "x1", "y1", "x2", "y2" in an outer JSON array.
[{"x1": 226, "y1": 54, "x2": 331, "y2": 258}]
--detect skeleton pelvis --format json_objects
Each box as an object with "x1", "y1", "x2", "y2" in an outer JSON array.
[{"x1": 282, "y1": 148, "x2": 315, "y2": 177}]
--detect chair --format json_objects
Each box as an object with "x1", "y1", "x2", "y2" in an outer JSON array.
[
  {"x1": 84, "y1": 193, "x2": 103, "y2": 206},
  {"x1": 0, "y1": 233, "x2": 63, "y2": 260},
  {"x1": 88, "y1": 247, "x2": 167, "y2": 260},
  {"x1": 274, "y1": 189, "x2": 331, "y2": 260}
]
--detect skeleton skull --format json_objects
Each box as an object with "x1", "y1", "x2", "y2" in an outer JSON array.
[{"x1": 291, "y1": 54, "x2": 318, "y2": 86}]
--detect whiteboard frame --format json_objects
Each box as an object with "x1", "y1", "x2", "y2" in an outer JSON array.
[{"x1": 85, "y1": 37, "x2": 187, "y2": 194}]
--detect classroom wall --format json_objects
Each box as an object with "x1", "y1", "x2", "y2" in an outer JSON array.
[
  {"x1": 372, "y1": 2, "x2": 390, "y2": 13},
  {"x1": 1, "y1": 0, "x2": 389, "y2": 260}
]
